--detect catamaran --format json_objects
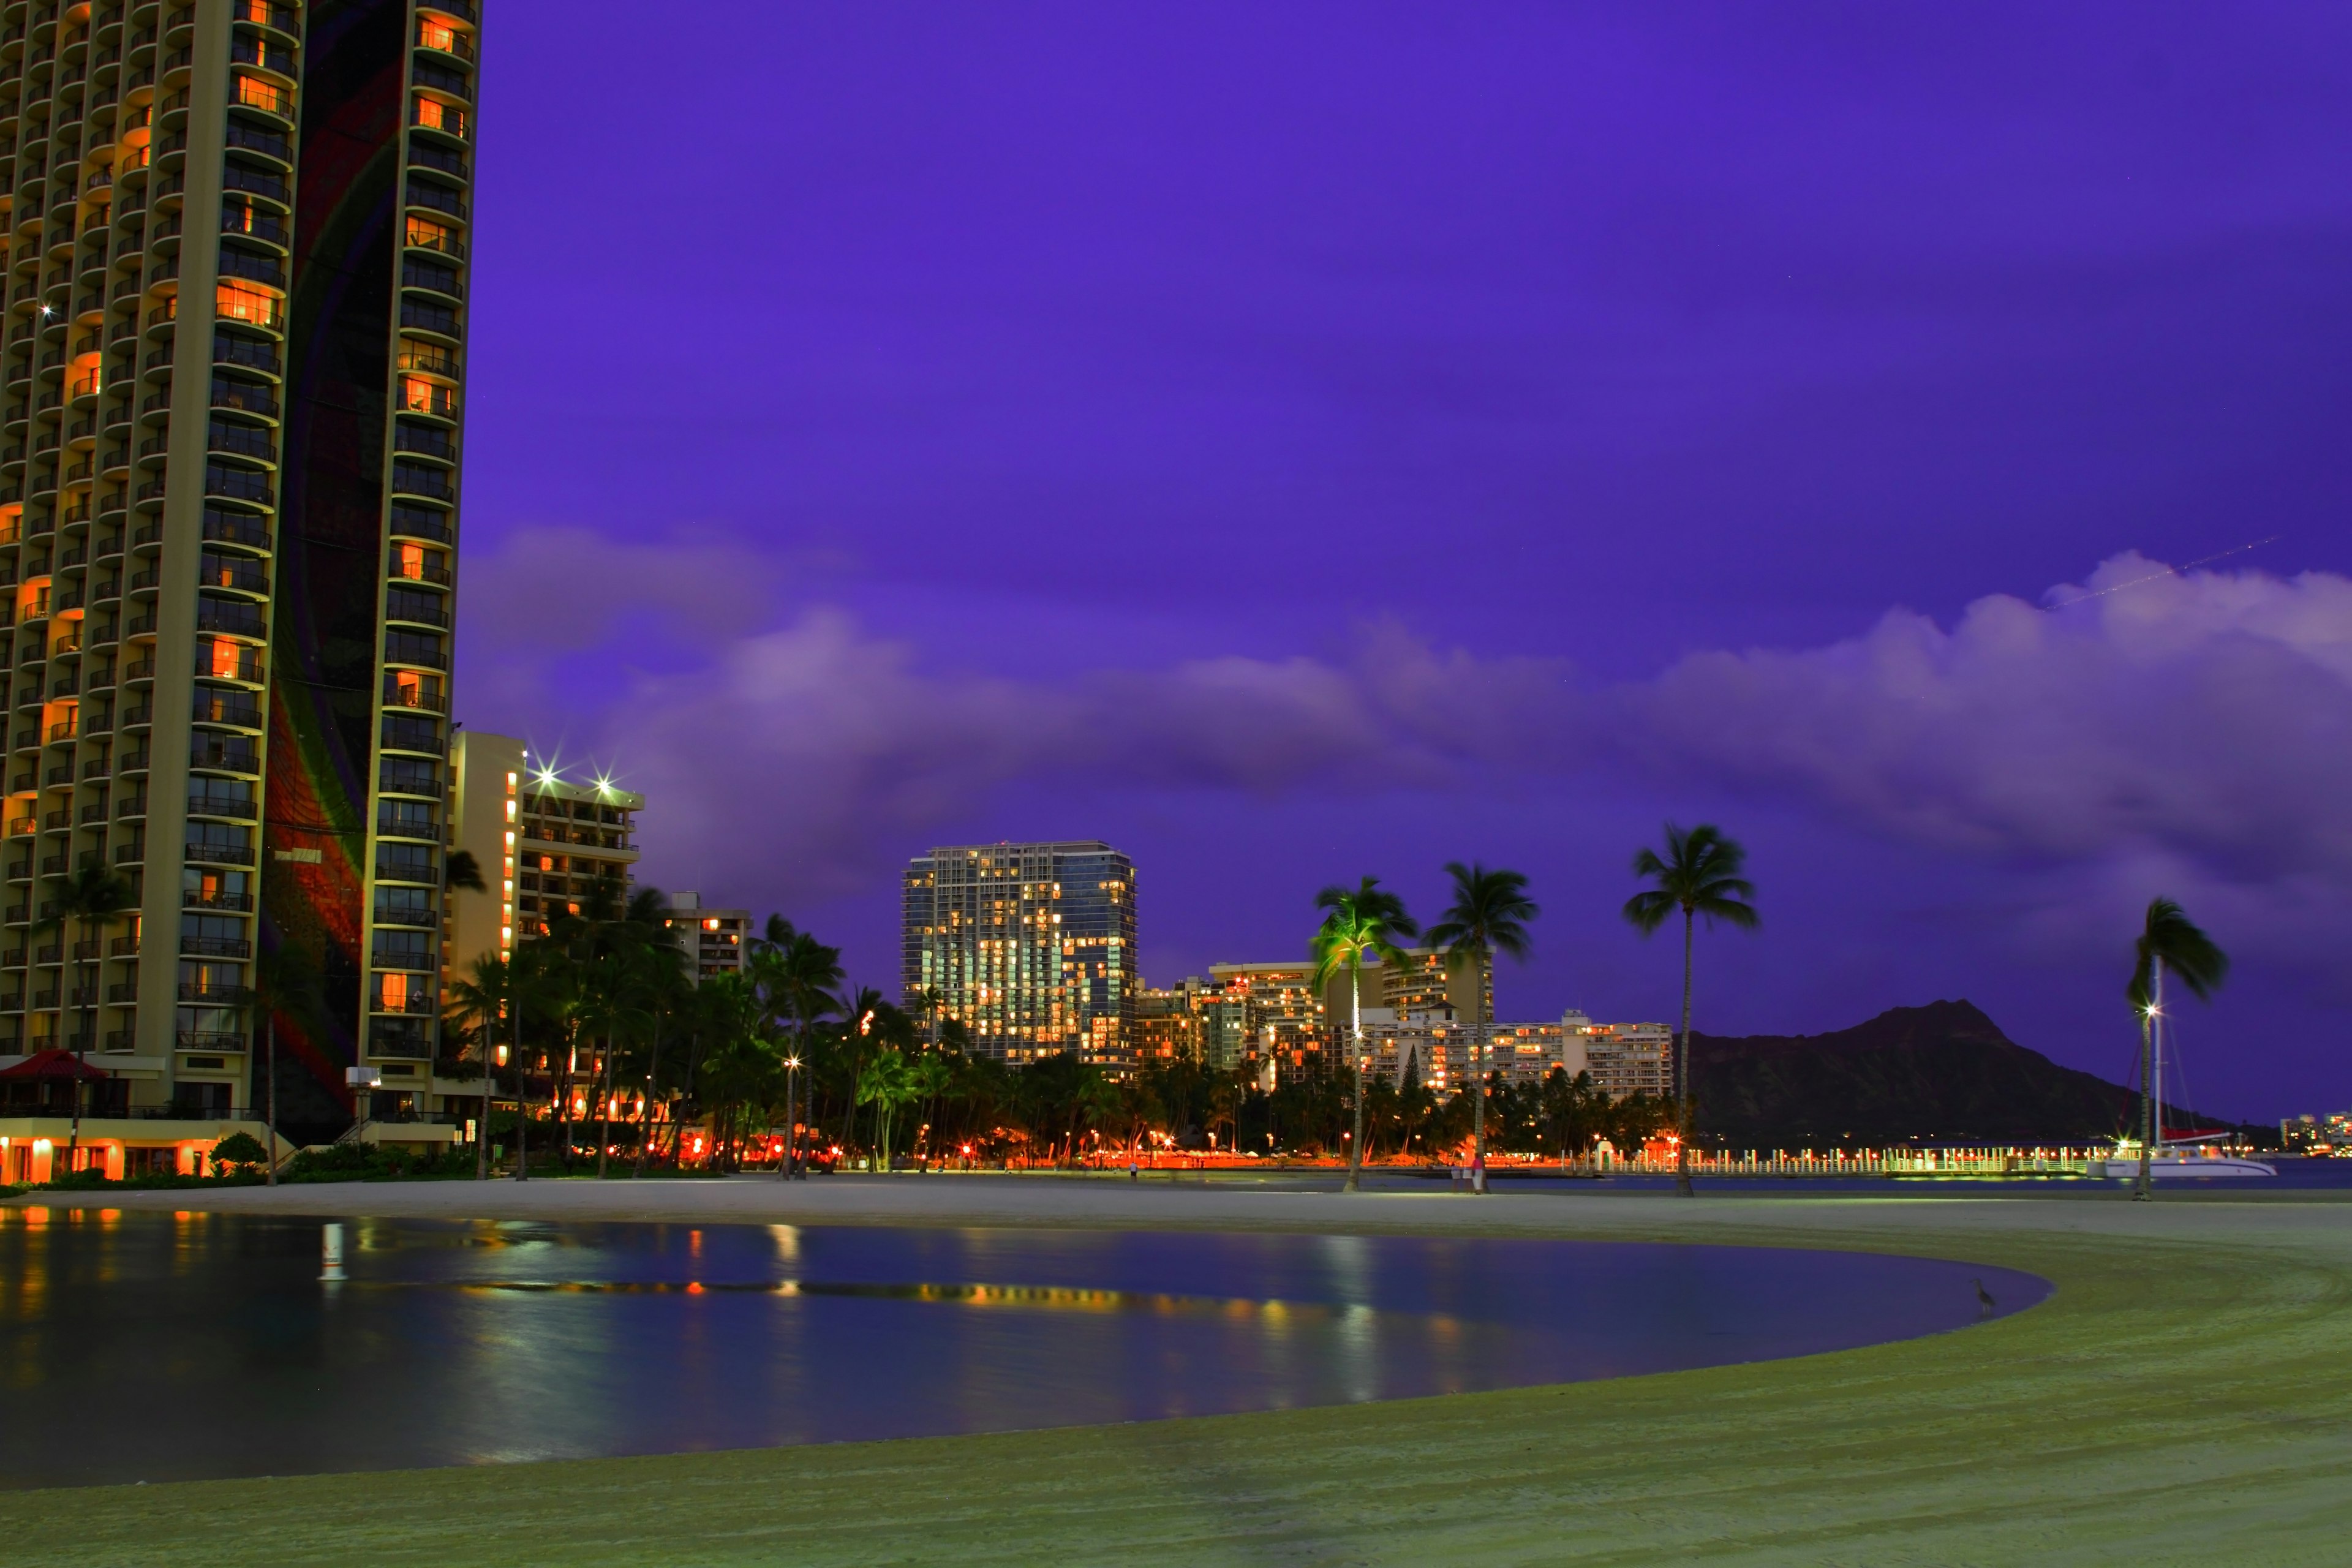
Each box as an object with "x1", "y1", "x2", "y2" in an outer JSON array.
[{"x1": 2101, "y1": 959, "x2": 2275, "y2": 1180}]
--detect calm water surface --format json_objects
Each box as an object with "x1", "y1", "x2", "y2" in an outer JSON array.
[{"x1": 0, "y1": 1212, "x2": 2047, "y2": 1487}]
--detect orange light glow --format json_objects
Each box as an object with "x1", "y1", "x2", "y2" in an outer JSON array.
[{"x1": 216, "y1": 279, "x2": 284, "y2": 330}]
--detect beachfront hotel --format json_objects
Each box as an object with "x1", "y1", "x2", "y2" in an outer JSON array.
[
  {"x1": 0, "y1": 0, "x2": 482, "y2": 1174},
  {"x1": 442, "y1": 731, "x2": 643, "y2": 997},
  {"x1": 902, "y1": 840, "x2": 1136, "y2": 1068}
]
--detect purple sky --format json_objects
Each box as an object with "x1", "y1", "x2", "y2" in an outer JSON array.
[{"x1": 455, "y1": 2, "x2": 2352, "y2": 1118}]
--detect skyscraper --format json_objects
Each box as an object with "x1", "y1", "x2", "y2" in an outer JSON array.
[
  {"x1": 902, "y1": 840, "x2": 1136, "y2": 1068},
  {"x1": 0, "y1": 1, "x2": 480, "y2": 1137}
]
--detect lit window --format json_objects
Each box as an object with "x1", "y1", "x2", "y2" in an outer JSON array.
[{"x1": 216, "y1": 279, "x2": 284, "y2": 330}]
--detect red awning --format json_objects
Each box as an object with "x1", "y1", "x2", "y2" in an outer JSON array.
[{"x1": 0, "y1": 1049, "x2": 112, "y2": 1082}]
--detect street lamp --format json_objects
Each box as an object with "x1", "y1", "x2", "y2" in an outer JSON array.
[{"x1": 782, "y1": 1055, "x2": 802, "y2": 1179}]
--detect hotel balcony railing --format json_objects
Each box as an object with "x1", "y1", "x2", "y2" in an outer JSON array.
[
  {"x1": 185, "y1": 892, "x2": 255, "y2": 913},
  {"x1": 197, "y1": 601, "x2": 268, "y2": 638},
  {"x1": 391, "y1": 554, "x2": 453, "y2": 585},
  {"x1": 382, "y1": 679, "x2": 446, "y2": 714},
  {"x1": 185, "y1": 840, "x2": 257, "y2": 867},
  {"x1": 189, "y1": 792, "x2": 258, "y2": 818},
  {"x1": 181, "y1": 936, "x2": 253, "y2": 960},
  {"x1": 204, "y1": 513, "x2": 275, "y2": 552},
  {"x1": 394, "y1": 344, "x2": 459, "y2": 379},
  {"x1": 215, "y1": 337, "x2": 284, "y2": 377}
]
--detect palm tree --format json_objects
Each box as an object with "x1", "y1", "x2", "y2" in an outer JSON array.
[
  {"x1": 442, "y1": 850, "x2": 490, "y2": 1176},
  {"x1": 41, "y1": 865, "x2": 137, "y2": 1169},
  {"x1": 1623, "y1": 823, "x2": 1757, "y2": 1197},
  {"x1": 1310, "y1": 876, "x2": 1417, "y2": 1193},
  {"x1": 2128, "y1": 897, "x2": 2229, "y2": 1200},
  {"x1": 631, "y1": 922, "x2": 689, "y2": 1178},
  {"x1": 250, "y1": 943, "x2": 328, "y2": 1186},
  {"x1": 752, "y1": 929, "x2": 842, "y2": 1176},
  {"x1": 1426, "y1": 862, "x2": 1537, "y2": 1193},
  {"x1": 447, "y1": 951, "x2": 518, "y2": 1180}
]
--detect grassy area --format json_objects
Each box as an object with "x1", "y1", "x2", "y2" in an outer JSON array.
[{"x1": 3, "y1": 1197, "x2": 2348, "y2": 1566}]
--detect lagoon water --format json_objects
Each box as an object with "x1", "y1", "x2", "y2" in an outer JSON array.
[{"x1": 0, "y1": 1212, "x2": 2047, "y2": 1487}]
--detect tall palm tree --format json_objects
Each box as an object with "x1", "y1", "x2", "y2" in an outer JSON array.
[
  {"x1": 41, "y1": 865, "x2": 137, "y2": 1169},
  {"x1": 442, "y1": 850, "x2": 490, "y2": 1177},
  {"x1": 752, "y1": 929, "x2": 842, "y2": 1176},
  {"x1": 1426, "y1": 862, "x2": 1538, "y2": 1193},
  {"x1": 632, "y1": 921, "x2": 689, "y2": 1178},
  {"x1": 447, "y1": 951, "x2": 516, "y2": 1180},
  {"x1": 249, "y1": 942, "x2": 328, "y2": 1186},
  {"x1": 1623, "y1": 823, "x2": 1757, "y2": 1197},
  {"x1": 1309, "y1": 876, "x2": 1417, "y2": 1193},
  {"x1": 2127, "y1": 897, "x2": 2228, "y2": 1201}
]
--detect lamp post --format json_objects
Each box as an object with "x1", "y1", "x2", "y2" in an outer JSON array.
[{"x1": 782, "y1": 1055, "x2": 801, "y2": 1179}]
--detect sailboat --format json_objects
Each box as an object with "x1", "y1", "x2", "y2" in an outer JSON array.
[{"x1": 2114, "y1": 958, "x2": 2275, "y2": 1180}]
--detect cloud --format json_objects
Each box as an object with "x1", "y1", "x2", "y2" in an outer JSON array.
[
  {"x1": 462, "y1": 535, "x2": 2352, "y2": 965},
  {"x1": 592, "y1": 610, "x2": 1573, "y2": 900},
  {"x1": 1626, "y1": 553, "x2": 2352, "y2": 888},
  {"x1": 460, "y1": 525, "x2": 783, "y2": 655}
]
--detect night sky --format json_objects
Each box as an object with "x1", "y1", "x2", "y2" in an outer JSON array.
[{"x1": 454, "y1": 3, "x2": 2352, "y2": 1118}]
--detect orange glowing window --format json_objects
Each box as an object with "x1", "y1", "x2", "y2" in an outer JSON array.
[
  {"x1": 412, "y1": 97, "x2": 470, "y2": 138},
  {"x1": 233, "y1": 74, "x2": 290, "y2": 115},
  {"x1": 394, "y1": 542, "x2": 426, "y2": 579},
  {"x1": 380, "y1": 974, "x2": 412, "y2": 1011},
  {"x1": 206, "y1": 638, "x2": 244, "y2": 679},
  {"x1": 391, "y1": 669, "x2": 428, "y2": 706},
  {"x1": 406, "y1": 215, "x2": 456, "y2": 253},
  {"x1": 216, "y1": 281, "x2": 283, "y2": 330},
  {"x1": 418, "y1": 20, "x2": 460, "y2": 52},
  {"x1": 401, "y1": 377, "x2": 459, "y2": 418}
]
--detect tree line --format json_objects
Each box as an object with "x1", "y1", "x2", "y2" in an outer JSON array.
[{"x1": 434, "y1": 822, "x2": 1762, "y2": 1177}]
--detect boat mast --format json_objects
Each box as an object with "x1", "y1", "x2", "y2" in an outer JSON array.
[{"x1": 2152, "y1": 956, "x2": 2167, "y2": 1154}]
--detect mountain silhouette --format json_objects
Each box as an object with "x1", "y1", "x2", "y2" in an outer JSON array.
[{"x1": 1685, "y1": 1000, "x2": 2239, "y2": 1147}]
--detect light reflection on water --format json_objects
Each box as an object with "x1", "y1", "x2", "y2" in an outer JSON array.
[{"x1": 0, "y1": 1212, "x2": 2047, "y2": 1487}]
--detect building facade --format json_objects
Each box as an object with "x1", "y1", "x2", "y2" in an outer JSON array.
[
  {"x1": 663, "y1": 890, "x2": 747, "y2": 984},
  {"x1": 902, "y1": 840, "x2": 1135, "y2": 1067},
  {"x1": 0, "y1": 0, "x2": 481, "y2": 1145},
  {"x1": 445, "y1": 735, "x2": 649, "y2": 983}
]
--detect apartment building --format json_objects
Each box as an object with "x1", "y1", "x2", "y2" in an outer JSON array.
[
  {"x1": 443, "y1": 732, "x2": 639, "y2": 978},
  {"x1": 663, "y1": 890, "x2": 747, "y2": 984},
  {"x1": 0, "y1": 0, "x2": 481, "y2": 1150},
  {"x1": 902, "y1": 840, "x2": 1135, "y2": 1068}
]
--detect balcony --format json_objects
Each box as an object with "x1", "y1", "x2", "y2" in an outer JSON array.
[
  {"x1": 200, "y1": 558, "x2": 269, "y2": 594},
  {"x1": 180, "y1": 935, "x2": 252, "y2": 960},
  {"x1": 381, "y1": 678, "x2": 445, "y2": 714},
  {"x1": 394, "y1": 342, "x2": 458, "y2": 379},
  {"x1": 185, "y1": 892, "x2": 255, "y2": 913},
  {"x1": 178, "y1": 982, "x2": 251, "y2": 1004},
  {"x1": 203, "y1": 511, "x2": 273, "y2": 551},
  {"x1": 214, "y1": 337, "x2": 282, "y2": 377},
  {"x1": 196, "y1": 600, "x2": 266, "y2": 638},
  {"x1": 222, "y1": 123, "x2": 293, "y2": 166},
  {"x1": 390, "y1": 553, "x2": 452, "y2": 586},
  {"x1": 188, "y1": 792, "x2": 256, "y2": 818},
  {"x1": 189, "y1": 740, "x2": 260, "y2": 772},
  {"x1": 192, "y1": 696, "x2": 263, "y2": 728},
  {"x1": 211, "y1": 380, "x2": 279, "y2": 420},
  {"x1": 204, "y1": 467, "x2": 274, "y2": 508}
]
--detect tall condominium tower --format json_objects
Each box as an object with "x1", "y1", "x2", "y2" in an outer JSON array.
[
  {"x1": 902, "y1": 841, "x2": 1136, "y2": 1068},
  {"x1": 0, "y1": 1, "x2": 479, "y2": 1137}
]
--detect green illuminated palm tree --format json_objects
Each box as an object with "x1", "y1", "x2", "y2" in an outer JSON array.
[
  {"x1": 1426, "y1": 862, "x2": 1537, "y2": 1191},
  {"x1": 2127, "y1": 897, "x2": 2228, "y2": 1200},
  {"x1": 1310, "y1": 876, "x2": 1417, "y2": 1193},
  {"x1": 1623, "y1": 823, "x2": 1757, "y2": 1197}
]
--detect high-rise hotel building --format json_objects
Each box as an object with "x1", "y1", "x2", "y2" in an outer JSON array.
[
  {"x1": 0, "y1": 1, "x2": 479, "y2": 1133},
  {"x1": 902, "y1": 841, "x2": 1136, "y2": 1068}
]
